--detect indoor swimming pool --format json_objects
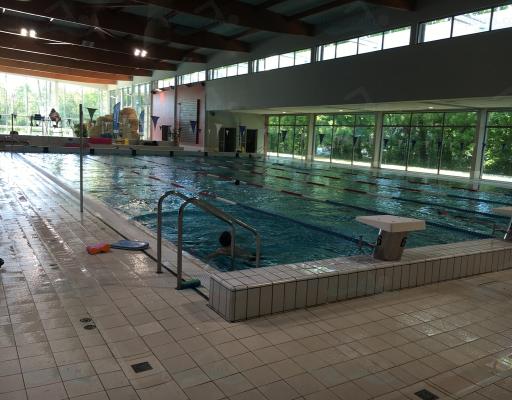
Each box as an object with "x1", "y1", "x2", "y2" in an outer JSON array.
[{"x1": 22, "y1": 153, "x2": 512, "y2": 271}]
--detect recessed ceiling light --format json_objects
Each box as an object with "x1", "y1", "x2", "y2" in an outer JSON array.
[
  {"x1": 20, "y1": 28, "x2": 28, "y2": 36},
  {"x1": 338, "y1": 109, "x2": 344, "y2": 112},
  {"x1": 428, "y1": 106, "x2": 434, "y2": 109},
  {"x1": 29, "y1": 29, "x2": 36, "y2": 38},
  {"x1": 282, "y1": 111, "x2": 286, "y2": 114},
  {"x1": 134, "y1": 48, "x2": 141, "y2": 56},
  {"x1": 140, "y1": 50, "x2": 147, "y2": 57}
]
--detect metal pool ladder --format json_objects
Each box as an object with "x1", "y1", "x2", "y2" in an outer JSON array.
[{"x1": 156, "y1": 190, "x2": 262, "y2": 289}]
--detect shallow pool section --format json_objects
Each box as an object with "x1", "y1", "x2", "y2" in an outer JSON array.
[{"x1": 22, "y1": 153, "x2": 511, "y2": 271}]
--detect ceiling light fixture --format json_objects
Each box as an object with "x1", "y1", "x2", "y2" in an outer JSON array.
[
  {"x1": 134, "y1": 48, "x2": 148, "y2": 57},
  {"x1": 20, "y1": 28, "x2": 36, "y2": 38}
]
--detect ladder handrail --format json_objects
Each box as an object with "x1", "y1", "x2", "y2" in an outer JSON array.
[{"x1": 156, "y1": 190, "x2": 261, "y2": 289}]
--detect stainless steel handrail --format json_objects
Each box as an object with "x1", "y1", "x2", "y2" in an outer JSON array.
[{"x1": 156, "y1": 190, "x2": 261, "y2": 289}]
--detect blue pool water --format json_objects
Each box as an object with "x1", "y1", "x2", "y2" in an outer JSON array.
[{"x1": 23, "y1": 153, "x2": 512, "y2": 271}]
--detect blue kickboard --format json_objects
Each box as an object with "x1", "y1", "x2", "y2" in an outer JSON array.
[{"x1": 110, "y1": 240, "x2": 149, "y2": 250}]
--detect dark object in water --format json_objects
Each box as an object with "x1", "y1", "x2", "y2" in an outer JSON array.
[{"x1": 234, "y1": 180, "x2": 240, "y2": 185}]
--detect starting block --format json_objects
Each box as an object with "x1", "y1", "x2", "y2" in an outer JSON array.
[{"x1": 356, "y1": 215, "x2": 426, "y2": 261}]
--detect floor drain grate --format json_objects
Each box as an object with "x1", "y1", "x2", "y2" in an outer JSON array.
[
  {"x1": 131, "y1": 362, "x2": 153, "y2": 373},
  {"x1": 83, "y1": 324, "x2": 96, "y2": 330},
  {"x1": 414, "y1": 389, "x2": 439, "y2": 400}
]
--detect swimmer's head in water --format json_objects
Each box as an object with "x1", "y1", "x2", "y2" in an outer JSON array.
[
  {"x1": 234, "y1": 180, "x2": 240, "y2": 185},
  {"x1": 219, "y1": 231, "x2": 231, "y2": 247}
]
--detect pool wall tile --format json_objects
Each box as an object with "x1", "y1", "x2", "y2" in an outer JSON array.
[
  {"x1": 375, "y1": 269, "x2": 385, "y2": 294},
  {"x1": 439, "y1": 259, "x2": 447, "y2": 282},
  {"x1": 306, "y1": 279, "x2": 319, "y2": 307},
  {"x1": 338, "y1": 275, "x2": 348, "y2": 300},
  {"x1": 259, "y1": 286, "x2": 273, "y2": 316},
  {"x1": 366, "y1": 270, "x2": 376, "y2": 296},
  {"x1": 453, "y1": 257, "x2": 461, "y2": 278},
  {"x1": 296, "y1": 280, "x2": 308, "y2": 308},
  {"x1": 400, "y1": 265, "x2": 410, "y2": 289},
  {"x1": 210, "y1": 239, "x2": 512, "y2": 321},
  {"x1": 327, "y1": 276, "x2": 338, "y2": 302},
  {"x1": 347, "y1": 273, "x2": 358, "y2": 298},
  {"x1": 284, "y1": 281, "x2": 297, "y2": 311},
  {"x1": 317, "y1": 278, "x2": 329, "y2": 304},
  {"x1": 432, "y1": 260, "x2": 440, "y2": 283},
  {"x1": 384, "y1": 268, "x2": 393, "y2": 291},
  {"x1": 424, "y1": 261, "x2": 433, "y2": 284},
  {"x1": 356, "y1": 271, "x2": 368, "y2": 297},
  {"x1": 235, "y1": 290, "x2": 248, "y2": 321},
  {"x1": 218, "y1": 285, "x2": 228, "y2": 318},
  {"x1": 247, "y1": 288, "x2": 260, "y2": 319},
  {"x1": 409, "y1": 263, "x2": 418, "y2": 287},
  {"x1": 392, "y1": 266, "x2": 401, "y2": 290},
  {"x1": 416, "y1": 262, "x2": 425, "y2": 286},
  {"x1": 272, "y1": 284, "x2": 285, "y2": 314}
]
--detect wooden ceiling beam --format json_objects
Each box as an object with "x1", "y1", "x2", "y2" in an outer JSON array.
[
  {"x1": 0, "y1": 65, "x2": 118, "y2": 85},
  {"x1": 0, "y1": 47, "x2": 152, "y2": 76},
  {"x1": 0, "y1": 58, "x2": 132, "y2": 81},
  {"x1": 0, "y1": 15, "x2": 205, "y2": 63},
  {"x1": 0, "y1": 31, "x2": 176, "y2": 71},
  {"x1": 134, "y1": 0, "x2": 314, "y2": 36},
  {"x1": 290, "y1": 0, "x2": 413, "y2": 19},
  {"x1": 2, "y1": 0, "x2": 250, "y2": 52},
  {"x1": 364, "y1": 0, "x2": 414, "y2": 11}
]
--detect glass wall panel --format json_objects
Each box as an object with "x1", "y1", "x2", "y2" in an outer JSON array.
[
  {"x1": 268, "y1": 126, "x2": 279, "y2": 154},
  {"x1": 452, "y1": 9, "x2": 492, "y2": 37},
  {"x1": 492, "y1": 5, "x2": 512, "y2": 30},
  {"x1": 383, "y1": 26, "x2": 411, "y2": 49},
  {"x1": 382, "y1": 126, "x2": 409, "y2": 170},
  {"x1": 332, "y1": 126, "x2": 353, "y2": 163},
  {"x1": 336, "y1": 39, "x2": 358, "y2": 57},
  {"x1": 440, "y1": 127, "x2": 475, "y2": 174},
  {"x1": 382, "y1": 111, "x2": 477, "y2": 176},
  {"x1": 483, "y1": 111, "x2": 512, "y2": 180},
  {"x1": 419, "y1": 17, "x2": 453, "y2": 42},
  {"x1": 266, "y1": 115, "x2": 309, "y2": 158},
  {"x1": 314, "y1": 113, "x2": 375, "y2": 165},
  {"x1": 407, "y1": 127, "x2": 443, "y2": 171},
  {"x1": 358, "y1": 33, "x2": 383, "y2": 54},
  {"x1": 353, "y1": 126, "x2": 374, "y2": 165}
]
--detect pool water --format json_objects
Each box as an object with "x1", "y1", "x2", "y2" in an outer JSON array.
[{"x1": 23, "y1": 153, "x2": 512, "y2": 271}]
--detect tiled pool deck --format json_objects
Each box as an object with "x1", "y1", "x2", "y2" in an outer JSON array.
[{"x1": 4, "y1": 153, "x2": 512, "y2": 399}]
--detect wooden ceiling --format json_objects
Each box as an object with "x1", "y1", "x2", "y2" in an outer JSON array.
[{"x1": 0, "y1": 0, "x2": 414, "y2": 84}]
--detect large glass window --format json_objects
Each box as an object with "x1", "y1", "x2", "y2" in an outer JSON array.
[
  {"x1": 492, "y1": 4, "x2": 512, "y2": 30},
  {"x1": 452, "y1": 9, "x2": 492, "y2": 37},
  {"x1": 0, "y1": 73, "x2": 108, "y2": 137},
  {"x1": 482, "y1": 111, "x2": 512, "y2": 181},
  {"x1": 318, "y1": 26, "x2": 410, "y2": 61},
  {"x1": 314, "y1": 113, "x2": 375, "y2": 166},
  {"x1": 382, "y1": 111, "x2": 477, "y2": 177},
  {"x1": 266, "y1": 115, "x2": 310, "y2": 159},
  {"x1": 419, "y1": 17, "x2": 453, "y2": 42},
  {"x1": 419, "y1": 5, "x2": 512, "y2": 43}
]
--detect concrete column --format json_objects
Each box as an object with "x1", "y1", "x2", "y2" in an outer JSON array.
[
  {"x1": 470, "y1": 109, "x2": 488, "y2": 180},
  {"x1": 306, "y1": 114, "x2": 315, "y2": 161},
  {"x1": 371, "y1": 111, "x2": 384, "y2": 169}
]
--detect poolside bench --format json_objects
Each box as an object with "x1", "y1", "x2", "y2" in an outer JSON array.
[
  {"x1": 493, "y1": 207, "x2": 512, "y2": 241},
  {"x1": 356, "y1": 215, "x2": 426, "y2": 261}
]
